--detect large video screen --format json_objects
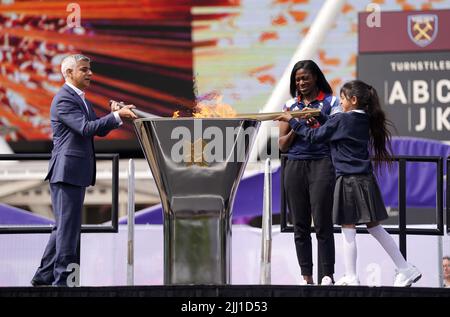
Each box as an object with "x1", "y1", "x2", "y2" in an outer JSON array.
[{"x1": 0, "y1": 0, "x2": 195, "y2": 153}]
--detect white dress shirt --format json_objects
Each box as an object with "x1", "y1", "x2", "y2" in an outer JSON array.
[{"x1": 65, "y1": 81, "x2": 122, "y2": 125}]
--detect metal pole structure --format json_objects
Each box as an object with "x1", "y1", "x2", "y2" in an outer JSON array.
[
  {"x1": 76, "y1": 233, "x2": 81, "y2": 287},
  {"x1": 437, "y1": 157, "x2": 444, "y2": 286},
  {"x1": 438, "y1": 235, "x2": 443, "y2": 287},
  {"x1": 398, "y1": 159, "x2": 407, "y2": 259},
  {"x1": 260, "y1": 158, "x2": 272, "y2": 284},
  {"x1": 250, "y1": 0, "x2": 345, "y2": 162},
  {"x1": 127, "y1": 159, "x2": 135, "y2": 286}
]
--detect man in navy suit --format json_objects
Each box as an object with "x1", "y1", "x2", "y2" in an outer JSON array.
[{"x1": 31, "y1": 54, "x2": 137, "y2": 286}]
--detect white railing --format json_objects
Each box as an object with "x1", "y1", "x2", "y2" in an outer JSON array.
[
  {"x1": 260, "y1": 158, "x2": 272, "y2": 284},
  {"x1": 127, "y1": 159, "x2": 135, "y2": 286}
]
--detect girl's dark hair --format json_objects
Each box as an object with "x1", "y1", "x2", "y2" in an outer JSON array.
[
  {"x1": 289, "y1": 60, "x2": 332, "y2": 98},
  {"x1": 340, "y1": 80, "x2": 393, "y2": 171}
]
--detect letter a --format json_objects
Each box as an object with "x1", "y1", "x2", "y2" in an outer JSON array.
[
  {"x1": 388, "y1": 81, "x2": 407, "y2": 104},
  {"x1": 66, "y1": 263, "x2": 80, "y2": 287},
  {"x1": 366, "y1": 3, "x2": 381, "y2": 28},
  {"x1": 67, "y1": 3, "x2": 81, "y2": 28}
]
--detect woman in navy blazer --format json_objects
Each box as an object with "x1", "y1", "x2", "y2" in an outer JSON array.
[
  {"x1": 32, "y1": 54, "x2": 137, "y2": 286},
  {"x1": 278, "y1": 60, "x2": 340, "y2": 285}
]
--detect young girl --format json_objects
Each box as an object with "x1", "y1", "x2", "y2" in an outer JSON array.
[{"x1": 275, "y1": 80, "x2": 422, "y2": 287}]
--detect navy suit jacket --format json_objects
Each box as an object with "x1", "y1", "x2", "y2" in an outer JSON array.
[{"x1": 45, "y1": 84, "x2": 119, "y2": 187}]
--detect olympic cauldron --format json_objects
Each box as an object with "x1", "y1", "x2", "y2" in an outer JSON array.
[
  {"x1": 134, "y1": 118, "x2": 260, "y2": 284},
  {"x1": 132, "y1": 109, "x2": 318, "y2": 285}
]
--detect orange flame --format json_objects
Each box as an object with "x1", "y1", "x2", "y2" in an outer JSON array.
[
  {"x1": 172, "y1": 110, "x2": 180, "y2": 118},
  {"x1": 192, "y1": 103, "x2": 237, "y2": 118},
  {"x1": 173, "y1": 95, "x2": 237, "y2": 118}
]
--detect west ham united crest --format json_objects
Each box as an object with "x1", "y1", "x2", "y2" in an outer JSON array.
[{"x1": 407, "y1": 14, "x2": 438, "y2": 47}]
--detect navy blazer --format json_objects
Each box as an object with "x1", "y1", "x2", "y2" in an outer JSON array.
[{"x1": 45, "y1": 84, "x2": 119, "y2": 187}]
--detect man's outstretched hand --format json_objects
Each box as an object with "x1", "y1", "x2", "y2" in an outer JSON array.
[{"x1": 110, "y1": 100, "x2": 138, "y2": 120}]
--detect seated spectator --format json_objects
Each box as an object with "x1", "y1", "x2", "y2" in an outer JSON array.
[{"x1": 443, "y1": 256, "x2": 450, "y2": 288}]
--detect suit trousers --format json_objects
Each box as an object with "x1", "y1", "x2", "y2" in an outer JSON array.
[
  {"x1": 33, "y1": 182, "x2": 86, "y2": 286},
  {"x1": 284, "y1": 158, "x2": 335, "y2": 277}
]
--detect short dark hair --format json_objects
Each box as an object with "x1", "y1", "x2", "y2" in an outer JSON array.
[
  {"x1": 444, "y1": 256, "x2": 450, "y2": 261},
  {"x1": 289, "y1": 60, "x2": 332, "y2": 98}
]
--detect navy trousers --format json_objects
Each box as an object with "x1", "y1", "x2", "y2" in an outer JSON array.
[{"x1": 32, "y1": 182, "x2": 85, "y2": 286}]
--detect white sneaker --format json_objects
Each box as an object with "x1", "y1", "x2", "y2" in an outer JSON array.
[
  {"x1": 300, "y1": 281, "x2": 315, "y2": 286},
  {"x1": 335, "y1": 275, "x2": 360, "y2": 286},
  {"x1": 320, "y1": 276, "x2": 333, "y2": 285},
  {"x1": 299, "y1": 280, "x2": 315, "y2": 285},
  {"x1": 393, "y1": 264, "x2": 422, "y2": 287}
]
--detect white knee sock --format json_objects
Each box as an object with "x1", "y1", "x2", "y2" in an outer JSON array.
[
  {"x1": 367, "y1": 224, "x2": 408, "y2": 269},
  {"x1": 341, "y1": 228, "x2": 357, "y2": 277}
]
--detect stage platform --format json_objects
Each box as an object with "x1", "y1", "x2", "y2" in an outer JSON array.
[{"x1": 1, "y1": 285, "x2": 449, "y2": 297}]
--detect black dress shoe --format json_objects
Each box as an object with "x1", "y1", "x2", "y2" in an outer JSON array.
[{"x1": 31, "y1": 279, "x2": 52, "y2": 287}]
